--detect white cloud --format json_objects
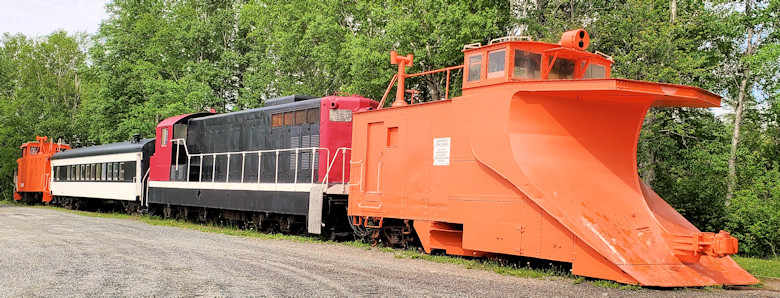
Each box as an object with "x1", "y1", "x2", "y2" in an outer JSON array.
[{"x1": 0, "y1": 0, "x2": 111, "y2": 37}]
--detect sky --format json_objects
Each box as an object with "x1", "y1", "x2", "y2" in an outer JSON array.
[{"x1": 0, "y1": 0, "x2": 111, "y2": 37}]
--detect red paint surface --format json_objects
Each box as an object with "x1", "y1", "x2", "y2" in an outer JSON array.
[
  {"x1": 149, "y1": 114, "x2": 201, "y2": 181},
  {"x1": 318, "y1": 95, "x2": 378, "y2": 184}
]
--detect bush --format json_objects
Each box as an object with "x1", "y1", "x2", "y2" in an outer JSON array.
[{"x1": 727, "y1": 168, "x2": 780, "y2": 259}]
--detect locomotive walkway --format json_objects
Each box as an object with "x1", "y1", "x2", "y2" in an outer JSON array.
[{"x1": 0, "y1": 204, "x2": 774, "y2": 297}]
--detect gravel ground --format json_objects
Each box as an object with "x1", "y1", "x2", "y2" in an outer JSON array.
[{"x1": 0, "y1": 205, "x2": 777, "y2": 297}]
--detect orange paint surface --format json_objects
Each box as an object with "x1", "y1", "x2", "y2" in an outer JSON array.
[
  {"x1": 15, "y1": 136, "x2": 70, "y2": 203},
  {"x1": 348, "y1": 31, "x2": 758, "y2": 287}
]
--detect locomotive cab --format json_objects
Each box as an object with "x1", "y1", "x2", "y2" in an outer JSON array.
[{"x1": 462, "y1": 29, "x2": 612, "y2": 89}]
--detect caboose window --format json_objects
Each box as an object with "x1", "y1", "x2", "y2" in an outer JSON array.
[
  {"x1": 548, "y1": 57, "x2": 575, "y2": 79},
  {"x1": 514, "y1": 50, "x2": 541, "y2": 79},
  {"x1": 487, "y1": 50, "x2": 506, "y2": 78},
  {"x1": 467, "y1": 55, "x2": 482, "y2": 82}
]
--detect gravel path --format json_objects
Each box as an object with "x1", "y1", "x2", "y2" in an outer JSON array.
[{"x1": 0, "y1": 205, "x2": 776, "y2": 297}]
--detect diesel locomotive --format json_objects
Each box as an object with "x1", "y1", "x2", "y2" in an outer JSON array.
[{"x1": 13, "y1": 29, "x2": 758, "y2": 287}]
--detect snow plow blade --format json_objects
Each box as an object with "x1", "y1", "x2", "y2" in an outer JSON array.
[{"x1": 465, "y1": 79, "x2": 758, "y2": 286}]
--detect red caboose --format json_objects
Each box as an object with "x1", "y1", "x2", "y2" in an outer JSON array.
[{"x1": 14, "y1": 136, "x2": 70, "y2": 204}]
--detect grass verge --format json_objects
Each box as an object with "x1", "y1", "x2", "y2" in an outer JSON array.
[
  {"x1": 40, "y1": 205, "x2": 323, "y2": 243},
  {"x1": 392, "y1": 249, "x2": 567, "y2": 279},
  {"x1": 733, "y1": 256, "x2": 780, "y2": 279}
]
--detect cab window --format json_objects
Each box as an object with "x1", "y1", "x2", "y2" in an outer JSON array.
[
  {"x1": 467, "y1": 55, "x2": 482, "y2": 82},
  {"x1": 487, "y1": 50, "x2": 506, "y2": 78},
  {"x1": 582, "y1": 63, "x2": 607, "y2": 79},
  {"x1": 29, "y1": 146, "x2": 39, "y2": 155},
  {"x1": 548, "y1": 57, "x2": 575, "y2": 79},
  {"x1": 514, "y1": 50, "x2": 541, "y2": 79},
  {"x1": 161, "y1": 128, "x2": 169, "y2": 147}
]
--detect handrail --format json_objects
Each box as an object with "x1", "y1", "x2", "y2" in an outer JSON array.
[
  {"x1": 378, "y1": 74, "x2": 398, "y2": 109},
  {"x1": 169, "y1": 139, "x2": 350, "y2": 187},
  {"x1": 141, "y1": 168, "x2": 150, "y2": 207},
  {"x1": 378, "y1": 65, "x2": 464, "y2": 109},
  {"x1": 322, "y1": 147, "x2": 351, "y2": 189}
]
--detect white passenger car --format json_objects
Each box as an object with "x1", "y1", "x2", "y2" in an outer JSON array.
[{"x1": 50, "y1": 138, "x2": 155, "y2": 207}]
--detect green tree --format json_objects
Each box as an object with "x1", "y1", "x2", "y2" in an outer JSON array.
[
  {"x1": 87, "y1": 0, "x2": 247, "y2": 143},
  {"x1": 239, "y1": 0, "x2": 512, "y2": 106},
  {"x1": 0, "y1": 31, "x2": 95, "y2": 200}
]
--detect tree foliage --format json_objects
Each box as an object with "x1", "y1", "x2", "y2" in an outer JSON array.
[{"x1": 0, "y1": 31, "x2": 94, "y2": 199}]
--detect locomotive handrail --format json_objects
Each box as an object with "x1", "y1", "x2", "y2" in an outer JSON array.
[
  {"x1": 322, "y1": 147, "x2": 351, "y2": 189},
  {"x1": 169, "y1": 139, "x2": 349, "y2": 188},
  {"x1": 141, "y1": 168, "x2": 150, "y2": 208}
]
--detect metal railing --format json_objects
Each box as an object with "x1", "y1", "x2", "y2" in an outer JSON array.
[
  {"x1": 378, "y1": 65, "x2": 465, "y2": 109},
  {"x1": 171, "y1": 139, "x2": 350, "y2": 188}
]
